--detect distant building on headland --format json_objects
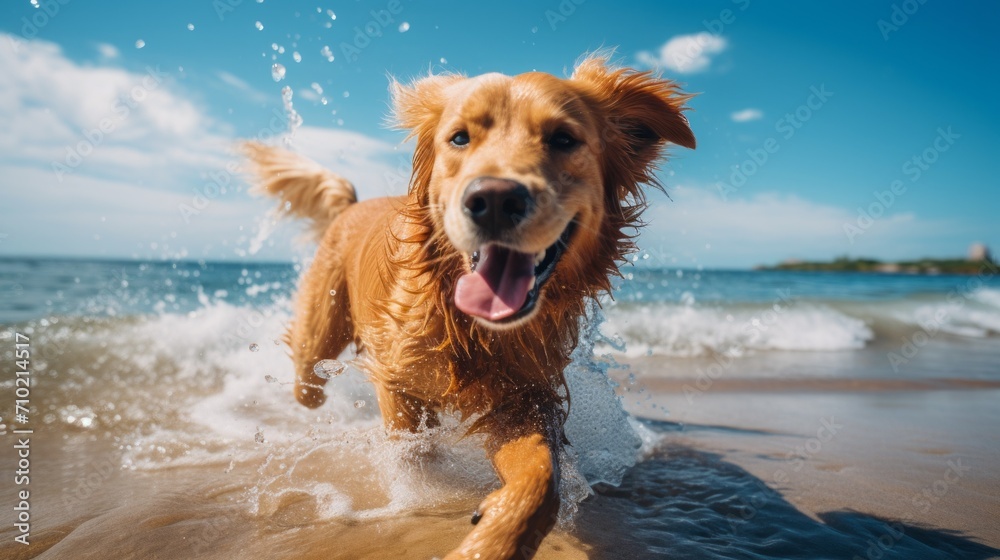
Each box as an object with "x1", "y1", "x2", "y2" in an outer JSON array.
[{"x1": 968, "y1": 243, "x2": 992, "y2": 262}]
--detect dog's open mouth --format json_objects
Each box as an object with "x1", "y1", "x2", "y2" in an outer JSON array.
[{"x1": 454, "y1": 223, "x2": 575, "y2": 323}]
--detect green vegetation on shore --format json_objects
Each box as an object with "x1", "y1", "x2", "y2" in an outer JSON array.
[{"x1": 757, "y1": 256, "x2": 998, "y2": 275}]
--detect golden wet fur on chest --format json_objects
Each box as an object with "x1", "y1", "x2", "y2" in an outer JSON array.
[{"x1": 243, "y1": 54, "x2": 694, "y2": 559}]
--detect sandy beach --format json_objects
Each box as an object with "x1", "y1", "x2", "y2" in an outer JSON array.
[
  {"x1": 2, "y1": 260, "x2": 1000, "y2": 559},
  {"x1": 2, "y1": 352, "x2": 998, "y2": 559}
]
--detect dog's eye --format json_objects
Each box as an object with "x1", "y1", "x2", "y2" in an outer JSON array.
[
  {"x1": 547, "y1": 131, "x2": 578, "y2": 150},
  {"x1": 450, "y1": 131, "x2": 470, "y2": 147}
]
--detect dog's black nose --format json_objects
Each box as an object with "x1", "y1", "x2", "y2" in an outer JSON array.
[{"x1": 462, "y1": 178, "x2": 533, "y2": 236}]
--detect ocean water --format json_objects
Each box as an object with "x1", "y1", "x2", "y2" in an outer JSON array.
[{"x1": 1, "y1": 256, "x2": 998, "y2": 559}]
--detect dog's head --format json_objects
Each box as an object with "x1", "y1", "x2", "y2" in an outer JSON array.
[{"x1": 393, "y1": 55, "x2": 695, "y2": 329}]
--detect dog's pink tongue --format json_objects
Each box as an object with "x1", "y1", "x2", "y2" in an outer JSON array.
[{"x1": 455, "y1": 245, "x2": 535, "y2": 321}]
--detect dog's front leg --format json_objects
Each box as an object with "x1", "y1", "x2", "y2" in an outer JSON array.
[{"x1": 446, "y1": 424, "x2": 561, "y2": 560}]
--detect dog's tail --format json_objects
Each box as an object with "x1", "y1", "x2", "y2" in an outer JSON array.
[{"x1": 242, "y1": 141, "x2": 358, "y2": 241}]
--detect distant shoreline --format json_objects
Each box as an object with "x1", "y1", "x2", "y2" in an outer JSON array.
[{"x1": 756, "y1": 257, "x2": 998, "y2": 276}]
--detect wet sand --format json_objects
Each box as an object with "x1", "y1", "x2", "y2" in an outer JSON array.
[{"x1": 2, "y1": 360, "x2": 999, "y2": 558}]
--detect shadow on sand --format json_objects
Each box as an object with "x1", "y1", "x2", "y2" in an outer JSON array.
[{"x1": 572, "y1": 421, "x2": 999, "y2": 560}]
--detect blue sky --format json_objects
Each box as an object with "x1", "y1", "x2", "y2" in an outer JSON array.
[{"x1": 0, "y1": 0, "x2": 996, "y2": 268}]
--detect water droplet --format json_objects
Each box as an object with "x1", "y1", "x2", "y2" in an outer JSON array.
[
  {"x1": 440, "y1": 57, "x2": 447, "y2": 64},
  {"x1": 273, "y1": 339, "x2": 281, "y2": 345},
  {"x1": 271, "y1": 63, "x2": 286, "y2": 82},
  {"x1": 313, "y1": 359, "x2": 345, "y2": 379},
  {"x1": 326, "y1": 9, "x2": 336, "y2": 20},
  {"x1": 642, "y1": 253, "x2": 650, "y2": 260},
  {"x1": 311, "y1": 82, "x2": 324, "y2": 95},
  {"x1": 30, "y1": 0, "x2": 39, "y2": 7},
  {"x1": 398, "y1": 22, "x2": 410, "y2": 33},
  {"x1": 264, "y1": 375, "x2": 277, "y2": 383},
  {"x1": 186, "y1": 23, "x2": 195, "y2": 31},
  {"x1": 354, "y1": 400, "x2": 366, "y2": 408},
  {"x1": 254, "y1": 429, "x2": 265, "y2": 443},
  {"x1": 135, "y1": 39, "x2": 145, "y2": 49},
  {"x1": 320, "y1": 45, "x2": 334, "y2": 62},
  {"x1": 329, "y1": 289, "x2": 336, "y2": 296},
  {"x1": 255, "y1": 21, "x2": 264, "y2": 31},
  {"x1": 281, "y1": 86, "x2": 303, "y2": 133},
  {"x1": 249, "y1": 343, "x2": 260, "y2": 352},
  {"x1": 342, "y1": 91, "x2": 349, "y2": 98},
  {"x1": 292, "y1": 51, "x2": 301, "y2": 63}
]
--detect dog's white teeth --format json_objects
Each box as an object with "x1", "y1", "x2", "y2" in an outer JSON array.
[
  {"x1": 528, "y1": 276, "x2": 536, "y2": 290},
  {"x1": 534, "y1": 250, "x2": 546, "y2": 265}
]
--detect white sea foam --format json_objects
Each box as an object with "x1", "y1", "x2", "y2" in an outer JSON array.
[
  {"x1": 109, "y1": 295, "x2": 641, "y2": 524},
  {"x1": 601, "y1": 302, "x2": 874, "y2": 357},
  {"x1": 894, "y1": 288, "x2": 1000, "y2": 338}
]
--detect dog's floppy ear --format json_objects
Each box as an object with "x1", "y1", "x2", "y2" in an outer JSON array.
[
  {"x1": 390, "y1": 74, "x2": 464, "y2": 200},
  {"x1": 391, "y1": 74, "x2": 465, "y2": 139},
  {"x1": 572, "y1": 55, "x2": 695, "y2": 189}
]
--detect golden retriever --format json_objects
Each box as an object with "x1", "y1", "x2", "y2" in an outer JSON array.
[{"x1": 243, "y1": 54, "x2": 694, "y2": 559}]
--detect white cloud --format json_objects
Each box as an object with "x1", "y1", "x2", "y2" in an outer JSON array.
[
  {"x1": 297, "y1": 88, "x2": 321, "y2": 102},
  {"x1": 95, "y1": 42, "x2": 119, "y2": 59},
  {"x1": 0, "y1": 35, "x2": 230, "y2": 184},
  {"x1": 637, "y1": 33, "x2": 727, "y2": 74},
  {"x1": 730, "y1": 108, "x2": 763, "y2": 122},
  {"x1": 0, "y1": 33, "x2": 410, "y2": 261},
  {"x1": 289, "y1": 126, "x2": 410, "y2": 200},
  {"x1": 216, "y1": 70, "x2": 270, "y2": 104},
  {"x1": 638, "y1": 185, "x2": 952, "y2": 268}
]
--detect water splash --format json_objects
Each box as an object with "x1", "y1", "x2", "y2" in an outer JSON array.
[
  {"x1": 398, "y1": 22, "x2": 410, "y2": 33},
  {"x1": 320, "y1": 45, "x2": 334, "y2": 62},
  {"x1": 313, "y1": 359, "x2": 346, "y2": 380},
  {"x1": 248, "y1": 207, "x2": 282, "y2": 255},
  {"x1": 270, "y1": 63, "x2": 286, "y2": 82},
  {"x1": 254, "y1": 21, "x2": 264, "y2": 31},
  {"x1": 135, "y1": 39, "x2": 145, "y2": 49},
  {"x1": 280, "y1": 86, "x2": 303, "y2": 143}
]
